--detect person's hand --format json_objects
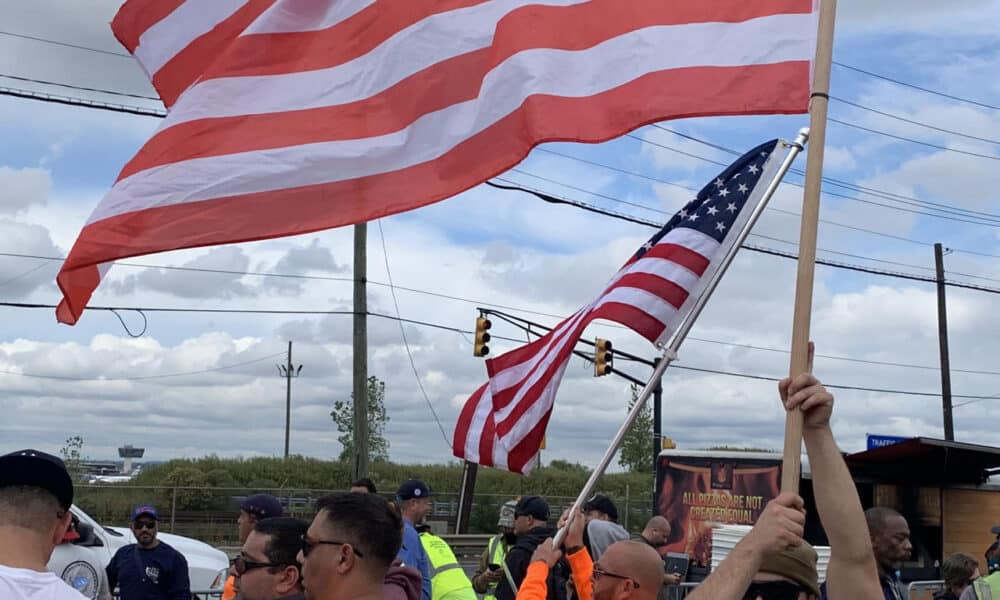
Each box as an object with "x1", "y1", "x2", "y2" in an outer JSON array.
[
  {"x1": 779, "y1": 344, "x2": 832, "y2": 431},
  {"x1": 531, "y1": 538, "x2": 563, "y2": 568},
  {"x1": 663, "y1": 573, "x2": 682, "y2": 586},
  {"x1": 479, "y1": 568, "x2": 502, "y2": 584},
  {"x1": 742, "y1": 493, "x2": 806, "y2": 555},
  {"x1": 562, "y1": 507, "x2": 586, "y2": 550}
]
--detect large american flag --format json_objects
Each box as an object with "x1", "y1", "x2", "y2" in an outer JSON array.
[
  {"x1": 454, "y1": 139, "x2": 784, "y2": 473},
  {"x1": 55, "y1": 0, "x2": 816, "y2": 324}
]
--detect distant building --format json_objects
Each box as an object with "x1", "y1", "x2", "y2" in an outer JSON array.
[{"x1": 118, "y1": 445, "x2": 145, "y2": 474}]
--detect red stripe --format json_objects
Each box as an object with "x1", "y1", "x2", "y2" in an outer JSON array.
[
  {"x1": 478, "y1": 414, "x2": 497, "y2": 468},
  {"x1": 197, "y1": 0, "x2": 811, "y2": 80},
  {"x1": 58, "y1": 61, "x2": 807, "y2": 324},
  {"x1": 603, "y1": 272, "x2": 690, "y2": 312},
  {"x1": 120, "y1": 0, "x2": 809, "y2": 179},
  {"x1": 589, "y1": 302, "x2": 666, "y2": 344},
  {"x1": 151, "y1": 0, "x2": 276, "y2": 108},
  {"x1": 111, "y1": 0, "x2": 186, "y2": 53},
  {"x1": 452, "y1": 382, "x2": 486, "y2": 459},
  {"x1": 507, "y1": 410, "x2": 552, "y2": 474},
  {"x1": 642, "y1": 243, "x2": 711, "y2": 276}
]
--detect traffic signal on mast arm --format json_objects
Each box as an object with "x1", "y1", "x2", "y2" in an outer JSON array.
[
  {"x1": 474, "y1": 316, "x2": 492, "y2": 357},
  {"x1": 594, "y1": 338, "x2": 613, "y2": 376}
]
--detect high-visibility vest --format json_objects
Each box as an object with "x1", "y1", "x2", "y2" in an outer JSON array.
[
  {"x1": 483, "y1": 534, "x2": 509, "y2": 600},
  {"x1": 972, "y1": 572, "x2": 1000, "y2": 600},
  {"x1": 419, "y1": 532, "x2": 477, "y2": 600},
  {"x1": 222, "y1": 574, "x2": 236, "y2": 600}
]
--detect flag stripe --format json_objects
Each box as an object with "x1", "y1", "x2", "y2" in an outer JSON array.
[
  {"x1": 111, "y1": 0, "x2": 186, "y2": 53},
  {"x1": 453, "y1": 382, "x2": 486, "y2": 461},
  {"x1": 494, "y1": 346, "x2": 580, "y2": 440},
  {"x1": 243, "y1": 0, "x2": 379, "y2": 35},
  {"x1": 135, "y1": 0, "x2": 246, "y2": 79},
  {"x1": 594, "y1": 276, "x2": 687, "y2": 319},
  {"x1": 588, "y1": 302, "x2": 668, "y2": 344},
  {"x1": 149, "y1": 0, "x2": 275, "y2": 107}
]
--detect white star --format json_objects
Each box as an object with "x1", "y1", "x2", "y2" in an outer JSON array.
[
  {"x1": 738, "y1": 183, "x2": 749, "y2": 194},
  {"x1": 706, "y1": 206, "x2": 719, "y2": 216},
  {"x1": 747, "y1": 164, "x2": 760, "y2": 175},
  {"x1": 642, "y1": 241, "x2": 653, "y2": 251},
  {"x1": 715, "y1": 222, "x2": 726, "y2": 232},
  {"x1": 760, "y1": 151, "x2": 768, "y2": 157},
  {"x1": 718, "y1": 188, "x2": 730, "y2": 197},
  {"x1": 679, "y1": 209, "x2": 688, "y2": 219},
  {"x1": 714, "y1": 178, "x2": 725, "y2": 188},
  {"x1": 726, "y1": 202, "x2": 737, "y2": 213},
  {"x1": 687, "y1": 213, "x2": 699, "y2": 222}
]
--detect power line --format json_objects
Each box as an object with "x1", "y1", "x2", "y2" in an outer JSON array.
[
  {"x1": 0, "y1": 352, "x2": 285, "y2": 382},
  {"x1": 376, "y1": 219, "x2": 452, "y2": 448},
  {"x1": 0, "y1": 73, "x2": 160, "y2": 101},
  {"x1": 833, "y1": 61, "x2": 1000, "y2": 111},
  {"x1": 0, "y1": 30, "x2": 132, "y2": 58},
  {"x1": 0, "y1": 85, "x2": 166, "y2": 118},
  {"x1": 5, "y1": 299, "x2": 996, "y2": 402},
  {"x1": 829, "y1": 117, "x2": 1000, "y2": 161},
  {"x1": 830, "y1": 96, "x2": 1000, "y2": 145}
]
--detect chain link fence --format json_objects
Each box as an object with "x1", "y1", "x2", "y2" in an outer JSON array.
[{"x1": 76, "y1": 485, "x2": 654, "y2": 545}]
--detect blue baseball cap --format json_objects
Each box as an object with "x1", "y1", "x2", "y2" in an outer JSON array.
[
  {"x1": 240, "y1": 494, "x2": 283, "y2": 520},
  {"x1": 396, "y1": 479, "x2": 433, "y2": 501},
  {"x1": 131, "y1": 504, "x2": 159, "y2": 521}
]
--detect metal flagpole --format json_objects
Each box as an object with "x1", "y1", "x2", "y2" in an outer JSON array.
[{"x1": 553, "y1": 130, "x2": 809, "y2": 547}]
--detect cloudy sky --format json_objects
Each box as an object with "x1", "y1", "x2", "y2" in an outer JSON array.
[{"x1": 1, "y1": 1, "x2": 999, "y2": 469}]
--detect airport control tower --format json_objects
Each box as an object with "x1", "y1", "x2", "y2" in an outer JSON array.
[{"x1": 118, "y1": 444, "x2": 145, "y2": 474}]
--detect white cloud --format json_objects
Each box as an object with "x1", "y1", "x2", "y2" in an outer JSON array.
[{"x1": 0, "y1": 166, "x2": 51, "y2": 214}]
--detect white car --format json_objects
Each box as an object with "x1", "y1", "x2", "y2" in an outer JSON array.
[{"x1": 47, "y1": 505, "x2": 229, "y2": 599}]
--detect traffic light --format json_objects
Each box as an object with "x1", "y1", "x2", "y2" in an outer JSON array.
[
  {"x1": 473, "y1": 317, "x2": 492, "y2": 357},
  {"x1": 594, "y1": 338, "x2": 613, "y2": 376}
]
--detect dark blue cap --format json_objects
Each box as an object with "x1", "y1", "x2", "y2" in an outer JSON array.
[
  {"x1": 131, "y1": 504, "x2": 159, "y2": 521},
  {"x1": 240, "y1": 494, "x2": 283, "y2": 520},
  {"x1": 0, "y1": 449, "x2": 73, "y2": 510},
  {"x1": 396, "y1": 479, "x2": 433, "y2": 501},
  {"x1": 514, "y1": 495, "x2": 549, "y2": 521}
]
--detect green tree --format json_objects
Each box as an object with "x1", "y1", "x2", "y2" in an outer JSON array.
[
  {"x1": 59, "y1": 435, "x2": 85, "y2": 479},
  {"x1": 618, "y1": 384, "x2": 654, "y2": 473},
  {"x1": 331, "y1": 375, "x2": 390, "y2": 462}
]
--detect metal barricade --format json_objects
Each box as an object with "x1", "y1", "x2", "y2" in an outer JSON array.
[{"x1": 907, "y1": 580, "x2": 945, "y2": 600}]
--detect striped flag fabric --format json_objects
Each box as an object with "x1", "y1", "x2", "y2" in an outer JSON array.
[
  {"x1": 55, "y1": 0, "x2": 817, "y2": 324},
  {"x1": 453, "y1": 139, "x2": 784, "y2": 473}
]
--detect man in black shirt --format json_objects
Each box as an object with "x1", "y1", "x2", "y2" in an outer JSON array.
[
  {"x1": 494, "y1": 496, "x2": 566, "y2": 600},
  {"x1": 106, "y1": 504, "x2": 190, "y2": 600}
]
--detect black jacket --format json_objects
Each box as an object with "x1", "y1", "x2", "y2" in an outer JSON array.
[
  {"x1": 932, "y1": 591, "x2": 959, "y2": 600},
  {"x1": 494, "y1": 526, "x2": 567, "y2": 600}
]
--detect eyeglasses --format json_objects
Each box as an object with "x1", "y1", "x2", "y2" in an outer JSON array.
[
  {"x1": 132, "y1": 521, "x2": 157, "y2": 530},
  {"x1": 591, "y1": 565, "x2": 640, "y2": 589},
  {"x1": 231, "y1": 556, "x2": 283, "y2": 575},
  {"x1": 300, "y1": 535, "x2": 365, "y2": 558},
  {"x1": 742, "y1": 580, "x2": 808, "y2": 600}
]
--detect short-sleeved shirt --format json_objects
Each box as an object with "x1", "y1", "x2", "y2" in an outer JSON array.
[
  {"x1": 0, "y1": 564, "x2": 88, "y2": 599},
  {"x1": 106, "y1": 542, "x2": 190, "y2": 600},
  {"x1": 397, "y1": 519, "x2": 432, "y2": 600}
]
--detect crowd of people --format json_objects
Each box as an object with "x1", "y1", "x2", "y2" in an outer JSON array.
[{"x1": 1, "y1": 373, "x2": 998, "y2": 600}]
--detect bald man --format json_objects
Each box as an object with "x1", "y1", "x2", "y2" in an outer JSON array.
[
  {"x1": 591, "y1": 541, "x2": 664, "y2": 600},
  {"x1": 632, "y1": 517, "x2": 681, "y2": 588}
]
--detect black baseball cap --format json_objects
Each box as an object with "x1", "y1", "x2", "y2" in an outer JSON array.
[
  {"x1": 992, "y1": 525, "x2": 1000, "y2": 535},
  {"x1": 397, "y1": 479, "x2": 434, "y2": 501},
  {"x1": 515, "y1": 495, "x2": 549, "y2": 521},
  {"x1": 0, "y1": 449, "x2": 74, "y2": 510},
  {"x1": 240, "y1": 494, "x2": 284, "y2": 520},
  {"x1": 584, "y1": 493, "x2": 619, "y2": 522}
]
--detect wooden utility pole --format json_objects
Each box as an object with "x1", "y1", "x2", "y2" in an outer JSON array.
[
  {"x1": 652, "y1": 358, "x2": 662, "y2": 478},
  {"x1": 352, "y1": 223, "x2": 370, "y2": 480},
  {"x1": 277, "y1": 341, "x2": 302, "y2": 459},
  {"x1": 934, "y1": 243, "x2": 955, "y2": 441}
]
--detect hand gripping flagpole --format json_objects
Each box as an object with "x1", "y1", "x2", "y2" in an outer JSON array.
[{"x1": 553, "y1": 129, "x2": 810, "y2": 548}]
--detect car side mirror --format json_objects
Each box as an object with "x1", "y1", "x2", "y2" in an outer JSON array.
[{"x1": 73, "y1": 522, "x2": 103, "y2": 547}]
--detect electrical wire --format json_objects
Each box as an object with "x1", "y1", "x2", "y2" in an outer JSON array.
[
  {"x1": 832, "y1": 61, "x2": 1000, "y2": 111},
  {"x1": 3, "y1": 299, "x2": 998, "y2": 402},
  {"x1": 0, "y1": 30, "x2": 132, "y2": 58},
  {"x1": 829, "y1": 118, "x2": 1000, "y2": 161},
  {"x1": 0, "y1": 85, "x2": 167, "y2": 117},
  {"x1": 830, "y1": 96, "x2": 1000, "y2": 145},
  {"x1": 0, "y1": 352, "x2": 286, "y2": 382},
  {"x1": 0, "y1": 73, "x2": 160, "y2": 101},
  {"x1": 376, "y1": 220, "x2": 453, "y2": 449}
]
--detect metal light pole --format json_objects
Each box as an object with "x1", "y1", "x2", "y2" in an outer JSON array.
[{"x1": 276, "y1": 341, "x2": 303, "y2": 458}]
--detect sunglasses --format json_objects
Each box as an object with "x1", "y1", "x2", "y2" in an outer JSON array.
[
  {"x1": 591, "y1": 565, "x2": 640, "y2": 589},
  {"x1": 300, "y1": 535, "x2": 365, "y2": 558},
  {"x1": 132, "y1": 521, "x2": 157, "y2": 530},
  {"x1": 742, "y1": 580, "x2": 808, "y2": 600},
  {"x1": 231, "y1": 556, "x2": 283, "y2": 575}
]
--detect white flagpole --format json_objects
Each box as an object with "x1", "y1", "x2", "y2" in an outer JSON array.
[{"x1": 553, "y1": 130, "x2": 809, "y2": 547}]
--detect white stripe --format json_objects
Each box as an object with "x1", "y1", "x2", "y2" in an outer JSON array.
[
  {"x1": 243, "y1": 0, "x2": 377, "y2": 35},
  {"x1": 593, "y1": 286, "x2": 679, "y2": 327},
  {"x1": 133, "y1": 0, "x2": 247, "y2": 78},
  {"x1": 460, "y1": 386, "x2": 493, "y2": 464},
  {"x1": 91, "y1": 15, "x2": 813, "y2": 223},
  {"x1": 160, "y1": 0, "x2": 589, "y2": 128},
  {"x1": 161, "y1": 11, "x2": 812, "y2": 129},
  {"x1": 498, "y1": 361, "x2": 569, "y2": 452}
]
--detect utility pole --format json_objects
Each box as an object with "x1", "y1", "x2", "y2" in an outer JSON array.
[
  {"x1": 933, "y1": 243, "x2": 954, "y2": 441},
  {"x1": 652, "y1": 358, "x2": 662, "y2": 478},
  {"x1": 276, "y1": 341, "x2": 303, "y2": 458},
  {"x1": 352, "y1": 223, "x2": 370, "y2": 479}
]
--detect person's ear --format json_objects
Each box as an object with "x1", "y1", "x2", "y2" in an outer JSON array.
[
  {"x1": 276, "y1": 565, "x2": 300, "y2": 593},
  {"x1": 51, "y1": 511, "x2": 72, "y2": 546}
]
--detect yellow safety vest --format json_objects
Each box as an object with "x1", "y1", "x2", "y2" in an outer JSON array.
[
  {"x1": 483, "y1": 534, "x2": 509, "y2": 600},
  {"x1": 973, "y1": 572, "x2": 1000, "y2": 600},
  {"x1": 420, "y1": 532, "x2": 477, "y2": 600}
]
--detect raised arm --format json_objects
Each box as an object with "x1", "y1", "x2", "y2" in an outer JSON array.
[
  {"x1": 781, "y1": 371, "x2": 881, "y2": 600},
  {"x1": 686, "y1": 493, "x2": 806, "y2": 600}
]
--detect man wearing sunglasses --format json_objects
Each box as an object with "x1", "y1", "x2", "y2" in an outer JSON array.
[
  {"x1": 106, "y1": 505, "x2": 190, "y2": 600},
  {"x1": 297, "y1": 492, "x2": 403, "y2": 600},
  {"x1": 230, "y1": 517, "x2": 308, "y2": 600},
  {"x1": 687, "y1": 371, "x2": 883, "y2": 600}
]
